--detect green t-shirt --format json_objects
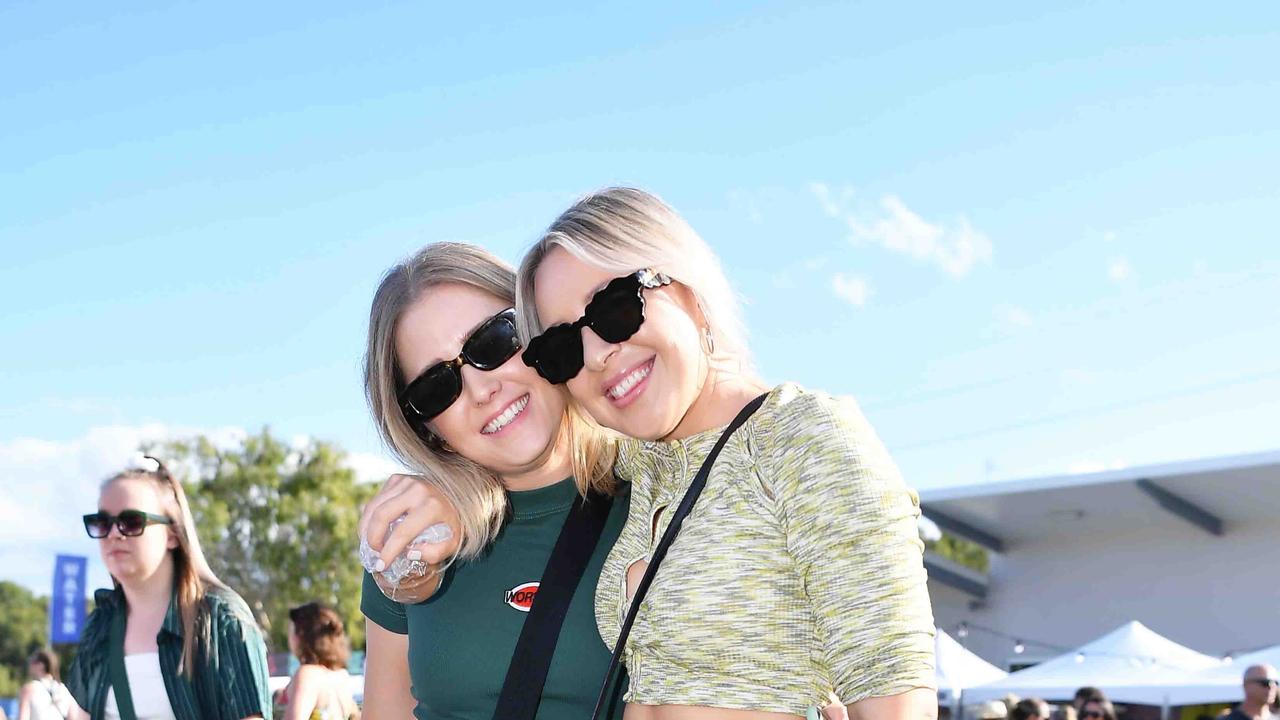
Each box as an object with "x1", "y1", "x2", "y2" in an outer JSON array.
[{"x1": 362, "y1": 477, "x2": 629, "y2": 720}]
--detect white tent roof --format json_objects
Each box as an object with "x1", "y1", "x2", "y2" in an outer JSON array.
[
  {"x1": 936, "y1": 628, "x2": 1007, "y2": 704},
  {"x1": 1142, "y1": 643, "x2": 1280, "y2": 705},
  {"x1": 964, "y1": 621, "x2": 1223, "y2": 705}
]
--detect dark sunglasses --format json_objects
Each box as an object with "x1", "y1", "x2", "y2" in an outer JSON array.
[
  {"x1": 521, "y1": 269, "x2": 671, "y2": 384},
  {"x1": 398, "y1": 308, "x2": 521, "y2": 426},
  {"x1": 1250, "y1": 678, "x2": 1279, "y2": 688},
  {"x1": 83, "y1": 509, "x2": 172, "y2": 539},
  {"x1": 1081, "y1": 711, "x2": 1104, "y2": 719}
]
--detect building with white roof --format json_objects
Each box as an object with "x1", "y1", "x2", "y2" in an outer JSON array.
[{"x1": 919, "y1": 449, "x2": 1280, "y2": 672}]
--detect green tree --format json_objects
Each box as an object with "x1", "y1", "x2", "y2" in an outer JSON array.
[
  {"x1": 925, "y1": 533, "x2": 990, "y2": 574},
  {"x1": 0, "y1": 580, "x2": 48, "y2": 696},
  {"x1": 154, "y1": 430, "x2": 376, "y2": 655}
]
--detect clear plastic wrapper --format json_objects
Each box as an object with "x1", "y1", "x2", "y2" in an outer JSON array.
[{"x1": 359, "y1": 515, "x2": 453, "y2": 585}]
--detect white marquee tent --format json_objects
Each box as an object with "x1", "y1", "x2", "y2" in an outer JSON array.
[
  {"x1": 1144, "y1": 642, "x2": 1280, "y2": 705},
  {"x1": 963, "y1": 621, "x2": 1224, "y2": 707},
  {"x1": 935, "y1": 627, "x2": 1007, "y2": 708}
]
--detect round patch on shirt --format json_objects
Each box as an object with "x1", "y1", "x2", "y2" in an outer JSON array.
[{"x1": 504, "y1": 581, "x2": 539, "y2": 612}]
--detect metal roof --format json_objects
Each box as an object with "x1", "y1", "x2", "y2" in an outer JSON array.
[{"x1": 918, "y1": 448, "x2": 1280, "y2": 551}]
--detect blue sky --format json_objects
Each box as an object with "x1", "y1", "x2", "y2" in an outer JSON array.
[{"x1": 2, "y1": 1, "x2": 1278, "y2": 593}]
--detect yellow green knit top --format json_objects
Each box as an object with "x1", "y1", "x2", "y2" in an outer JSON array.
[{"x1": 596, "y1": 383, "x2": 936, "y2": 715}]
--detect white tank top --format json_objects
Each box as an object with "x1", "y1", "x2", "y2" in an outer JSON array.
[
  {"x1": 27, "y1": 678, "x2": 72, "y2": 720},
  {"x1": 103, "y1": 653, "x2": 177, "y2": 720}
]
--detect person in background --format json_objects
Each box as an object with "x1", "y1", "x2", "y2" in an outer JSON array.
[
  {"x1": 1050, "y1": 705, "x2": 1076, "y2": 720},
  {"x1": 276, "y1": 603, "x2": 359, "y2": 720},
  {"x1": 1078, "y1": 696, "x2": 1117, "y2": 720},
  {"x1": 1071, "y1": 688, "x2": 1104, "y2": 715},
  {"x1": 66, "y1": 456, "x2": 272, "y2": 720},
  {"x1": 18, "y1": 649, "x2": 73, "y2": 720},
  {"x1": 1224, "y1": 664, "x2": 1278, "y2": 720},
  {"x1": 1010, "y1": 698, "x2": 1050, "y2": 720}
]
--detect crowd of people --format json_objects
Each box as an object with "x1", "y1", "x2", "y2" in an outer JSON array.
[{"x1": 25, "y1": 187, "x2": 1277, "y2": 720}]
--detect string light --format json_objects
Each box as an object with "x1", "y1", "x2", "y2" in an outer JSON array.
[
  {"x1": 957, "y1": 622, "x2": 969, "y2": 639},
  {"x1": 1014, "y1": 640, "x2": 1025, "y2": 655},
  {"x1": 1075, "y1": 653, "x2": 1085, "y2": 663}
]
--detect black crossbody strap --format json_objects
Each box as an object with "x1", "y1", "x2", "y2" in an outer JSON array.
[
  {"x1": 493, "y1": 488, "x2": 614, "y2": 720},
  {"x1": 591, "y1": 392, "x2": 769, "y2": 720},
  {"x1": 108, "y1": 606, "x2": 139, "y2": 720}
]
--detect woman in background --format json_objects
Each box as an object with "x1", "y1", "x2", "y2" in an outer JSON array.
[
  {"x1": 18, "y1": 650, "x2": 73, "y2": 720},
  {"x1": 66, "y1": 457, "x2": 271, "y2": 720},
  {"x1": 277, "y1": 603, "x2": 358, "y2": 720}
]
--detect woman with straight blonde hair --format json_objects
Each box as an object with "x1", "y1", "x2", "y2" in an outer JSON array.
[
  {"x1": 66, "y1": 456, "x2": 270, "y2": 720},
  {"x1": 356, "y1": 241, "x2": 630, "y2": 720},
  {"x1": 512, "y1": 187, "x2": 937, "y2": 720}
]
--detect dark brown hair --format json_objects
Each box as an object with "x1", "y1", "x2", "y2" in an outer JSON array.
[
  {"x1": 28, "y1": 649, "x2": 59, "y2": 681},
  {"x1": 288, "y1": 603, "x2": 349, "y2": 670}
]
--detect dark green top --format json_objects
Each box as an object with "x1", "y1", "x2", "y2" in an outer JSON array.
[
  {"x1": 67, "y1": 584, "x2": 272, "y2": 720},
  {"x1": 361, "y1": 477, "x2": 629, "y2": 720}
]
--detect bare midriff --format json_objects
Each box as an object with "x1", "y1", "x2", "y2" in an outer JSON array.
[{"x1": 624, "y1": 705, "x2": 804, "y2": 720}]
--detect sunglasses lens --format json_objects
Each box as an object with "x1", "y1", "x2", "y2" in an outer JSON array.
[
  {"x1": 588, "y1": 283, "x2": 645, "y2": 344},
  {"x1": 464, "y1": 313, "x2": 521, "y2": 370},
  {"x1": 117, "y1": 510, "x2": 149, "y2": 536},
  {"x1": 84, "y1": 513, "x2": 111, "y2": 538},
  {"x1": 403, "y1": 363, "x2": 463, "y2": 422},
  {"x1": 524, "y1": 326, "x2": 584, "y2": 384}
]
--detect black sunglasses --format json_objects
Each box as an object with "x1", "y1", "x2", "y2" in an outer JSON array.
[
  {"x1": 83, "y1": 509, "x2": 172, "y2": 539},
  {"x1": 522, "y1": 269, "x2": 671, "y2": 384},
  {"x1": 1250, "y1": 678, "x2": 1279, "y2": 688},
  {"x1": 398, "y1": 308, "x2": 522, "y2": 426},
  {"x1": 1081, "y1": 712, "x2": 1103, "y2": 720}
]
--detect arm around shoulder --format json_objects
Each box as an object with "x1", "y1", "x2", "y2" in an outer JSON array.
[{"x1": 765, "y1": 390, "x2": 936, "y2": 705}]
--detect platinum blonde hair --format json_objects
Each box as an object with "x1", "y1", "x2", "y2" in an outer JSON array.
[
  {"x1": 364, "y1": 242, "x2": 616, "y2": 559},
  {"x1": 516, "y1": 187, "x2": 753, "y2": 372}
]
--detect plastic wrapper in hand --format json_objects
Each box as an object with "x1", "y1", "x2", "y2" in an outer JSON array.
[{"x1": 359, "y1": 515, "x2": 453, "y2": 586}]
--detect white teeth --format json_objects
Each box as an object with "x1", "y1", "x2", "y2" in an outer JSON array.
[
  {"x1": 608, "y1": 364, "x2": 651, "y2": 399},
  {"x1": 482, "y1": 395, "x2": 529, "y2": 434}
]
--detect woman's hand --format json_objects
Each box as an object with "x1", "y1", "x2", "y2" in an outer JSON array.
[{"x1": 360, "y1": 474, "x2": 462, "y2": 603}]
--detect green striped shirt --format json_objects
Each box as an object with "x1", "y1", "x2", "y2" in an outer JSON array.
[{"x1": 67, "y1": 585, "x2": 272, "y2": 720}]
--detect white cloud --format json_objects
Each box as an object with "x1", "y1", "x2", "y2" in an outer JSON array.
[
  {"x1": 1, "y1": 424, "x2": 399, "y2": 595},
  {"x1": 1103, "y1": 230, "x2": 1118, "y2": 243},
  {"x1": 1108, "y1": 256, "x2": 1132, "y2": 282},
  {"x1": 808, "y1": 185, "x2": 993, "y2": 278},
  {"x1": 831, "y1": 273, "x2": 872, "y2": 307}
]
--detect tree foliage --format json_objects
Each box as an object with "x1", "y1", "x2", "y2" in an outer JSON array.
[
  {"x1": 0, "y1": 581, "x2": 48, "y2": 696},
  {"x1": 154, "y1": 429, "x2": 376, "y2": 654},
  {"x1": 926, "y1": 533, "x2": 990, "y2": 574}
]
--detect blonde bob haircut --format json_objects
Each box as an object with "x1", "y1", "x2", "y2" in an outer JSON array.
[
  {"x1": 517, "y1": 187, "x2": 753, "y2": 372},
  {"x1": 364, "y1": 242, "x2": 616, "y2": 559}
]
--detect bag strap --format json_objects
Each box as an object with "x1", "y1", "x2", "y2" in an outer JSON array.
[
  {"x1": 591, "y1": 392, "x2": 769, "y2": 720},
  {"x1": 492, "y1": 488, "x2": 614, "y2": 720},
  {"x1": 108, "y1": 607, "x2": 139, "y2": 720}
]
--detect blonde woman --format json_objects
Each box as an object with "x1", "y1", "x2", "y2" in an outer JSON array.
[
  {"x1": 357, "y1": 242, "x2": 628, "y2": 720},
  {"x1": 513, "y1": 187, "x2": 937, "y2": 720},
  {"x1": 66, "y1": 457, "x2": 271, "y2": 720}
]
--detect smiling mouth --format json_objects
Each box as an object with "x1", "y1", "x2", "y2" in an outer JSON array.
[
  {"x1": 482, "y1": 394, "x2": 530, "y2": 435},
  {"x1": 606, "y1": 358, "x2": 654, "y2": 400}
]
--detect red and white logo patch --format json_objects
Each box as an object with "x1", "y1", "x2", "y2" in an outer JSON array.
[{"x1": 504, "y1": 581, "x2": 539, "y2": 612}]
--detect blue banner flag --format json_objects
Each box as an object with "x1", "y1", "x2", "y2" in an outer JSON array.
[{"x1": 50, "y1": 554, "x2": 88, "y2": 643}]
